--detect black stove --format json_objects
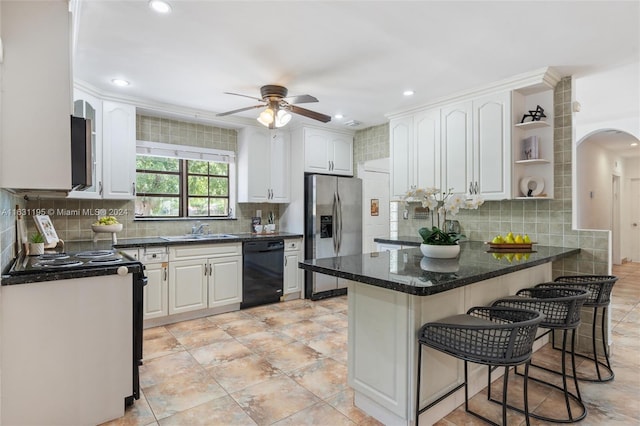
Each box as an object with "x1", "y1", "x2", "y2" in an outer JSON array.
[{"x1": 9, "y1": 249, "x2": 132, "y2": 275}]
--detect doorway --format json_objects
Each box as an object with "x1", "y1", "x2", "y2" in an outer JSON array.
[
  {"x1": 358, "y1": 158, "x2": 390, "y2": 253},
  {"x1": 630, "y1": 178, "x2": 640, "y2": 262}
]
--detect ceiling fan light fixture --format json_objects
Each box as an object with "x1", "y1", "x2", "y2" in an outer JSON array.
[
  {"x1": 257, "y1": 108, "x2": 275, "y2": 127},
  {"x1": 275, "y1": 110, "x2": 292, "y2": 128}
]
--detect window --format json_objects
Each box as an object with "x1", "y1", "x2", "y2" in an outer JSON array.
[{"x1": 134, "y1": 141, "x2": 235, "y2": 218}]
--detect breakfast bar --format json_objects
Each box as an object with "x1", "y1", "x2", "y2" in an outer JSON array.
[{"x1": 299, "y1": 241, "x2": 580, "y2": 425}]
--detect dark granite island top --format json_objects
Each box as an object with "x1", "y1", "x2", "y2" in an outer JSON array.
[{"x1": 299, "y1": 241, "x2": 580, "y2": 296}]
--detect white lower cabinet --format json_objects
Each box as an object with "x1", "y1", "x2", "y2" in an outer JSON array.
[
  {"x1": 144, "y1": 262, "x2": 169, "y2": 319},
  {"x1": 208, "y1": 256, "x2": 243, "y2": 307},
  {"x1": 169, "y1": 259, "x2": 208, "y2": 315},
  {"x1": 168, "y1": 243, "x2": 243, "y2": 315},
  {"x1": 283, "y1": 239, "x2": 303, "y2": 295}
]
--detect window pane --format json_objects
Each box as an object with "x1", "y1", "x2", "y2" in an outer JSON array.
[
  {"x1": 209, "y1": 177, "x2": 228, "y2": 196},
  {"x1": 209, "y1": 198, "x2": 229, "y2": 216},
  {"x1": 136, "y1": 156, "x2": 180, "y2": 172},
  {"x1": 209, "y1": 162, "x2": 228, "y2": 176},
  {"x1": 188, "y1": 176, "x2": 208, "y2": 196},
  {"x1": 135, "y1": 197, "x2": 179, "y2": 217},
  {"x1": 137, "y1": 173, "x2": 180, "y2": 194},
  {"x1": 187, "y1": 160, "x2": 208, "y2": 174},
  {"x1": 188, "y1": 197, "x2": 208, "y2": 216}
]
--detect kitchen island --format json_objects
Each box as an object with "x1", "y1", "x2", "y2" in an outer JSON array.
[{"x1": 299, "y1": 241, "x2": 580, "y2": 425}]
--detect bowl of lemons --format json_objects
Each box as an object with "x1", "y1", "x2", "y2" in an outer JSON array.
[
  {"x1": 91, "y1": 216, "x2": 122, "y2": 233},
  {"x1": 486, "y1": 232, "x2": 534, "y2": 251}
]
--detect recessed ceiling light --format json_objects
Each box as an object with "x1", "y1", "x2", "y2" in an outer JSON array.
[
  {"x1": 149, "y1": 0, "x2": 172, "y2": 14},
  {"x1": 403, "y1": 90, "x2": 414, "y2": 96},
  {"x1": 111, "y1": 79, "x2": 130, "y2": 87},
  {"x1": 334, "y1": 114, "x2": 344, "y2": 119},
  {"x1": 631, "y1": 142, "x2": 639, "y2": 147}
]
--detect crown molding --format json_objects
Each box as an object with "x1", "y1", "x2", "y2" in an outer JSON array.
[{"x1": 386, "y1": 67, "x2": 562, "y2": 120}]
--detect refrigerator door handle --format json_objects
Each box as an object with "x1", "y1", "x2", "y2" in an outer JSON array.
[
  {"x1": 331, "y1": 192, "x2": 339, "y2": 256},
  {"x1": 336, "y1": 192, "x2": 342, "y2": 254}
]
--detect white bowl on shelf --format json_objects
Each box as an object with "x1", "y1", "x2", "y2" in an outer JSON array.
[{"x1": 91, "y1": 223, "x2": 123, "y2": 233}]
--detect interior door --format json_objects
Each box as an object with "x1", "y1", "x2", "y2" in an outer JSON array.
[
  {"x1": 631, "y1": 178, "x2": 640, "y2": 262},
  {"x1": 359, "y1": 161, "x2": 390, "y2": 253}
]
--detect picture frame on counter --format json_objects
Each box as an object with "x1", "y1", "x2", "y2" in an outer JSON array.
[{"x1": 33, "y1": 215, "x2": 59, "y2": 245}]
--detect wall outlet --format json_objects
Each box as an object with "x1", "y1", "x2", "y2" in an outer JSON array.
[
  {"x1": 256, "y1": 210, "x2": 262, "y2": 218},
  {"x1": 402, "y1": 209, "x2": 409, "y2": 220}
]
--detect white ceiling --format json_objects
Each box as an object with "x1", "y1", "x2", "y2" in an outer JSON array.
[{"x1": 74, "y1": 0, "x2": 639, "y2": 131}]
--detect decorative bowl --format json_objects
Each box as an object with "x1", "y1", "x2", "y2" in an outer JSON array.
[
  {"x1": 420, "y1": 243, "x2": 460, "y2": 259},
  {"x1": 91, "y1": 223, "x2": 123, "y2": 233}
]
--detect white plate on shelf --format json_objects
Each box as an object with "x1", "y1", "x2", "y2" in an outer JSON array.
[{"x1": 520, "y1": 176, "x2": 544, "y2": 197}]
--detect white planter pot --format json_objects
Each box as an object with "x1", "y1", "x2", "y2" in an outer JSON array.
[
  {"x1": 29, "y1": 242, "x2": 44, "y2": 255},
  {"x1": 420, "y1": 243, "x2": 460, "y2": 259}
]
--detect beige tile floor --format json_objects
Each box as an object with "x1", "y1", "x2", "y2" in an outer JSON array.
[{"x1": 105, "y1": 263, "x2": 640, "y2": 425}]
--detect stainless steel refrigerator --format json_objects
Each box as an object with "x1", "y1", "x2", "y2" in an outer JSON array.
[{"x1": 305, "y1": 174, "x2": 362, "y2": 300}]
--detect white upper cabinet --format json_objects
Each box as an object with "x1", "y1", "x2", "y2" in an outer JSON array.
[
  {"x1": 390, "y1": 92, "x2": 511, "y2": 201},
  {"x1": 472, "y1": 91, "x2": 511, "y2": 200},
  {"x1": 237, "y1": 126, "x2": 290, "y2": 203},
  {"x1": 102, "y1": 101, "x2": 137, "y2": 199},
  {"x1": 0, "y1": 1, "x2": 72, "y2": 190},
  {"x1": 303, "y1": 128, "x2": 353, "y2": 176},
  {"x1": 441, "y1": 101, "x2": 473, "y2": 196},
  {"x1": 68, "y1": 89, "x2": 103, "y2": 199},
  {"x1": 390, "y1": 110, "x2": 441, "y2": 199}
]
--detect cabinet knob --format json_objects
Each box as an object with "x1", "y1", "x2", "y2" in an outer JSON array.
[{"x1": 132, "y1": 182, "x2": 136, "y2": 195}]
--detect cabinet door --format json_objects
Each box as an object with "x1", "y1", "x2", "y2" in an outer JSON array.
[
  {"x1": 284, "y1": 251, "x2": 302, "y2": 294},
  {"x1": 169, "y1": 259, "x2": 207, "y2": 314},
  {"x1": 389, "y1": 117, "x2": 414, "y2": 199},
  {"x1": 304, "y1": 128, "x2": 331, "y2": 173},
  {"x1": 414, "y1": 109, "x2": 441, "y2": 190},
  {"x1": 330, "y1": 134, "x2": 353, "y2": 176},
  {"x1": 144, "y1": 262, "x2": 169, "y2": 320},
  {"x1": 102, "y1": 101, "x2": 136, "y2": 199},
  {"x1": 269, "y1": 132, "x2": 291, "y2": 202},
  {"x1": 237, "y1": 127, "x2": 271, "y2": 202},
  {"x1": 473, "y1": 92, "x2": 511, "y2": 200},
  {"x1": 68, "y1": 89, "x2": 103, "y2": 199},
  {"x1": 0, "y1": 1, "x2": 72, "y2": 190},
  {"x1": 208, "y1": 256, "x2": 242, "y2": 308},
  {"x1": 441, "y1": 101, "x2": 473, "y2": 195}
]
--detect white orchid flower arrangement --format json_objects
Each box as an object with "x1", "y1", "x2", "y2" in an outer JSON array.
[{"x1": 402, "y1": 187, "x2": 484, "y2": 245}]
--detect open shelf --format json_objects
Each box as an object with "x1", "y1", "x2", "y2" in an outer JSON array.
[
  {"x1": 515, "y1": 159, "x2": 551, "y2": 165},
  {"x1": 514, "y1": 120, "x2": 550, "y2": 130}
]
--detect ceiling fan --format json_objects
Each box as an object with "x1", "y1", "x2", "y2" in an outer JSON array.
[{"x1": 216, "y1": 85, "x2": 331, "y2": 129}]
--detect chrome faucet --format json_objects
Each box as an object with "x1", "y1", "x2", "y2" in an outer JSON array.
[{"x1": 191, "y1": 222, "x2": 209, "y2": 235}]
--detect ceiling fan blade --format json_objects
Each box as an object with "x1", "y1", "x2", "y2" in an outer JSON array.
[
  {"x1": 283, "y1": 94, "x2": 318, "y2": 104},
  {"x1": 216, "y1": 104, "x2": 264, "y2": 117},
  {"x1": 288, "y1": 105, "x2": 332, "y2": 123},
  {"x1": 223, "y1": 92, "x2": 264, "y2": 102}
]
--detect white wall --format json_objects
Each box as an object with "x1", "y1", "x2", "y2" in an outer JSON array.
[
  {"x1": 622, "y1": 156, "x2": 640, "y2": 260},
  {"x1": 573, "y1": 60, "x2": 640, "y2": 142},
  {"x1": 576, "y1": 142, "x2": 624, "y2": 230}
]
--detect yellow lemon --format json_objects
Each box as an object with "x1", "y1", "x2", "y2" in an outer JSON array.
[
  {"x1": 515, "y1": 235, "x2": 524, "y2": 244},
  {"x1": 492, "y1": 235, "x2": 504, "y2": 244},
  {"x1": 523, "y1": 234, "x2": 531, "y2": 243}
]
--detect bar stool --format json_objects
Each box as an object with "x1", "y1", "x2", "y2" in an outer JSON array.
[
  {"x1": 491, "y1": 287, "x2": 589, "y2": 423},
  {"x1": 416, "y1": 306, "x2": 543, "y2": 426},
  {"x1": 536, "y1": 275, "x2": 618, "y2": 382}
]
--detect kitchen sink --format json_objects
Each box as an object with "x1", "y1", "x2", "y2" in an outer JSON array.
[{"x1": 160, "y1": 233, "x2": 237, "y2": 242}]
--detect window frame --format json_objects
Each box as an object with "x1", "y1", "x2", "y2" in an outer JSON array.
[{"x1": 135, "y1": 141, "x2": 236, "y2": 219}]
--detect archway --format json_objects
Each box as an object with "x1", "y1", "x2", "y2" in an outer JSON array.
[{"x1": 575, "y1": 129, "x2": 640, "y2": 264}]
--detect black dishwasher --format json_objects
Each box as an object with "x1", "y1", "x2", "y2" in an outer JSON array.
[{"x1": 241, "y1": 240, "x2": 284, "y2": 308}]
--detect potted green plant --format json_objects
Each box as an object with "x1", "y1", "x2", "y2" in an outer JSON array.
[
  {"x1": 403, "y1": 187, "x2": 484, "y2": 258},
  {"x1": 29, "y1": 232, "x2": 45, "y2": 255}
]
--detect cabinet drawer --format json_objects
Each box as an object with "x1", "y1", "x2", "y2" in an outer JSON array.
[
  {"x1": 170, "y1": 243, "x2": 241, "y2": 261},
  {"x1": 140, "y1": 246, "x2": 169, "y2": 263},
  {"x1": 284, "y1": 239, "x2": 301, "y2": 252}
]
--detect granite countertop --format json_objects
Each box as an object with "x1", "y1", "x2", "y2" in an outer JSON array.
[
  {"x1": 299, "y1": 241, "x2": 580, "y2": 296},
  {"x1": 111, "y1": 232, "x2": 303, "y2": 249}
]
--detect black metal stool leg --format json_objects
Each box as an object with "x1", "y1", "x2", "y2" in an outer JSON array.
[
  {"x1": 523, "y1": 362, "x2": 531, "y2": 426},
  {"x1": 501, "y1": 366, "x2": 509, "y2": 426},
  {"x1": 416, "y1": 343, "x2": 423, "y2": 426}
]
